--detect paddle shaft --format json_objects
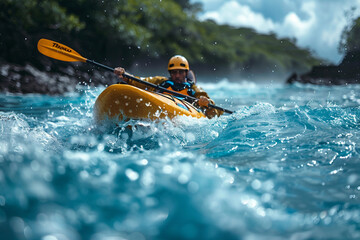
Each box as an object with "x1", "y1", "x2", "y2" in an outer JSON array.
[
  {"x1": 37, "y1": 38, "x2": 233, "y2": 114},
  {"x1": 86, "y1": 59, "x2": 234, "y2": 114}
]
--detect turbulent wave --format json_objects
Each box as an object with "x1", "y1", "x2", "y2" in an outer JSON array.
[{"x1": 1, "y1": 82, "x2": 360, "y2": 240}]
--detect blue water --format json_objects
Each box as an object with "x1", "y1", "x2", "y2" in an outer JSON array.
[{"x1": 1, "y1": 81, "x2": 360, "y2": 240}]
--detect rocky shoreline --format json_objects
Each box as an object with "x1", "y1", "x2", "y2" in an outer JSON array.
[
  {"x1": 286, "y1": 51, "x2": 360, "y2": 85},
  {"x1": 2, "y1": 50, "x2": 359, "y2": 95},
  {"x1": 0, "y1": 63, "x2": 118, "y2": 95}
]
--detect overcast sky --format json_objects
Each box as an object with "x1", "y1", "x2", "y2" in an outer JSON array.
[{"x1": 191, "y1": 0, "x2": 360, "y2": 63}]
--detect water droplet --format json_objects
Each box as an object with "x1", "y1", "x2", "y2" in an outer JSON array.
[
  {"x1": 125, "y1": 169, "x2": 139, "y2": 181},
  {"x1": 42, "y1": 235, "x2": 58, "y2": 240},
  {"x1": 0, "y1": 196, "x2": 5, "y2": 206},
  {"x1": 348, "y1": 174, "x2": 357, "y2": 184},
  {"x1": 137, "y1": 159, "x2": 148, "y2": 166},
  {"x1": 178, "y1": 173, "x2": 189, "y2": 184},
  {"x1": 163, "y1": 165, "x2": 173, "y2": 174},
  {"x1": 251, "y1": 179, "x2": 262, "y2": 190}
]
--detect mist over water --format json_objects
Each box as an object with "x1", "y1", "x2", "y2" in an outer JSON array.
[{"x1": 1, "y1": 80, "x2": 360, "y2": 240}]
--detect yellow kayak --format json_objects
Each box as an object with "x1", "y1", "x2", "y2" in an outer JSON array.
[{"x1": 94, "y1": 84, "x2": 206, "y2": 122}]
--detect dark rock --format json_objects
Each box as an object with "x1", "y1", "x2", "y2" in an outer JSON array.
[
  {"x1": 0, "y1": 62, "x2": 119, "y2": 95},
  {"x1": 286, "y1": 50, "x2": 360, "y2": 85}
]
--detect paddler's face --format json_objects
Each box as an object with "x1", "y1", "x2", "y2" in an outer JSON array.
[{"x1": 170, "y1": 69, "x2": 187, "y2": 83}]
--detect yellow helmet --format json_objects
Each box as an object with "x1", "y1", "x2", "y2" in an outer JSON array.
[{"x1": 168, "y1": 55, "x2": 189, "y2": 71}]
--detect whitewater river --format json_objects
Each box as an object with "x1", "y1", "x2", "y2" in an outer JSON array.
[{"x1": 1, "y1": 80, "x2": 360, "y2": 240}]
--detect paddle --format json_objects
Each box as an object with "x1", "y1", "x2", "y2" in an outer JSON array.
[{"x1": 37, "y1": 38, "x2": 234, "y2": 114}]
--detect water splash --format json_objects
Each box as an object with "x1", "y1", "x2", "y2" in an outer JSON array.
[{"x1": 1, "y1": 82, "x2": 360, "y2": 239}]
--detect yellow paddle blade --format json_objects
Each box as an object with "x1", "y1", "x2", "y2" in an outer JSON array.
[{"x1": 37, "y1": 39, "x2": 87, "y2": 62}]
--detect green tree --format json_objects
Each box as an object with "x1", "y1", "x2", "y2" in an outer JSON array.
[
  {"x1": 0, "y1": 0, "x2": 319, "y2": 76},
  {"x1": 339, "y1": 15, "x2": 360, "y2": 54}
]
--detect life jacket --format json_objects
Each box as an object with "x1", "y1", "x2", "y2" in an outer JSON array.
[{"x1": 159, "y1": 80, "x2": 195, "y2": 97}]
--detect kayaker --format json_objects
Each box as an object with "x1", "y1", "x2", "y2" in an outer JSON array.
[{"x1": 114, "y1": 55, "x2": 223, "y2": 118}]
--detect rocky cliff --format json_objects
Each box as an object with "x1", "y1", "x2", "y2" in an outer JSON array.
[{"x1": 287, "y1": 51, "x2": 360, "y2": 85}]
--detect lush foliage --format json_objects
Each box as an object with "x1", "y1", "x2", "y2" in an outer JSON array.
[
  {"x1": 339, "y1": 16, "x2": 360, "y2": 54},
  {"x1": 1, "y1": 0, "x2": 320, "y2": 76}
]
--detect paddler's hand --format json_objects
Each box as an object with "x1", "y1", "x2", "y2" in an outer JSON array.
[
  {"x1": 114, "y1": 67, "x2": 128, "y2": 82},
  {"x1": 197, "y1": 96, "x2": 210, "y2": 108}
]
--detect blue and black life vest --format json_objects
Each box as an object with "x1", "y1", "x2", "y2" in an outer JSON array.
[{"x1": 159, "y1": 79, "x2": 195, "y2": 97}]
